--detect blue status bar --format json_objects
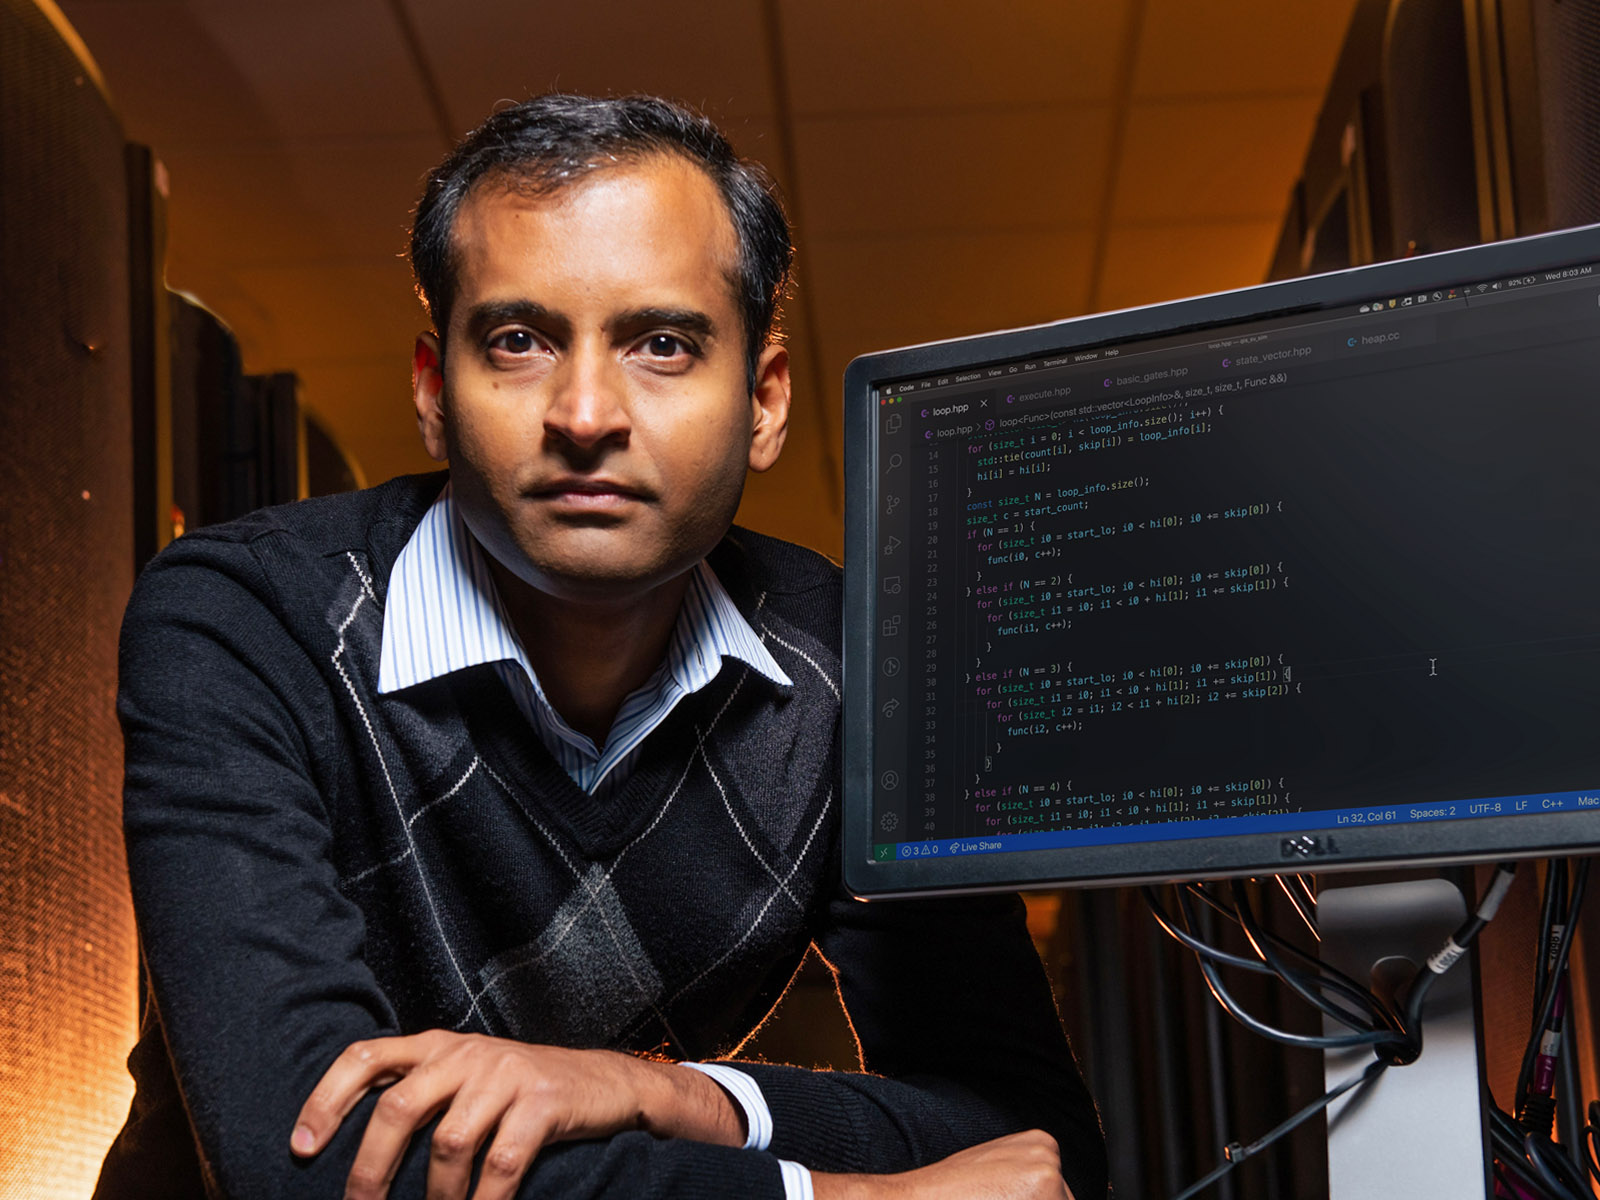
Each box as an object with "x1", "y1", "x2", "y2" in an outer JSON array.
[{"x1": 876, "y1": 787, "x2": 1600, "y2": 861}]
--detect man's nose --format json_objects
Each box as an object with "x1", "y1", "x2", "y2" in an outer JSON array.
[{"x1": 543, "y1": 351, "x2": 630, "y2": 449}]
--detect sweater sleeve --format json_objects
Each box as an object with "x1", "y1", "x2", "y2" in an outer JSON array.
[
  {"x1": 729, "y1": 891, "x2": 1109, "y2": 1200},
  {"x1": 112, "y1": 544, "x2": 786, "y2": 1200}
]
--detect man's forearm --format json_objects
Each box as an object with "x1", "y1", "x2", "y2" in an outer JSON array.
[
  {"x1": 636, "y1": 1056, "x2": 749, "y2": 1146},
  {"x1": 811, "y1": 1131, "x2": 1075, "y2": 1200}
]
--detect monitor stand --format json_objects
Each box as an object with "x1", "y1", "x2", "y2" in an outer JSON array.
[{"x1": 1319, "y1": 878, "x2": 1491, "y2": 1199}]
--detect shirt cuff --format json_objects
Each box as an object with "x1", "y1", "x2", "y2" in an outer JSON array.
[
  {"x1": 679, "y1": 1064, "x2": 810, "y2": 1198},
  {"x1": 778, "y1": 1158, "x2": 816, "y2": 1200},
  {"x1": 679, "y1": 1061, "x2": 773, "y2": 1151}
]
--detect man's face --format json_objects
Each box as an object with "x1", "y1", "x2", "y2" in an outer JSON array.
[{"x1": 412, "y1": 154, "x2": 790, "y2": 605}]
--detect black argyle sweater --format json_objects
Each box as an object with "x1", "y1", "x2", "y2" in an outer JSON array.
[{"x1": 95, "y1": 472, "x2": 1106, "y2": 1200}]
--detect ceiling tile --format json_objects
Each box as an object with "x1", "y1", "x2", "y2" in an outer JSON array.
[
  {"x1": 187, "y1": 0, "x2": 436, "y2": 141},
  {"x1": 400, "y1": 0, "x2": 776, "y2": 135},
  {"x1": 794, "y1": 106, "x2": 1112, "y2": 236},
  {"x1": 1132, "y1": 0, "x2": 1361, "y2": 99},
  {"x1": 805, "y1": 228, "x2": 1099, "y2": 373},
  {"x1": 781, "y1": 0, "x2": 1132, "y2": 114},
  {"x1": 1112, "y1": 96, "x2": 1320, "y2": 223},
  {"x1": 63, "y1": 0, "x2": 436, "y2": 144},
  {"x1": 1093, "y1": 220, "x2": 1280, "y2": 313}
]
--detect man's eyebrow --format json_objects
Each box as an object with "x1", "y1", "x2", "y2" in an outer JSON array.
[
  {"x1": 461, "y1": 300, "x2": 566, "y2": 339},
  {"x1": 612, "y1": 307, "x2": 718, "y2": 340}
]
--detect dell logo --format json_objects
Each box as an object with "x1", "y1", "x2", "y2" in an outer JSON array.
[{"x1": 1281, "y1": 835, "x2": 1343, "y2": 859}]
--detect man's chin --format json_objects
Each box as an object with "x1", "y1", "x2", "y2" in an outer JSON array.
[{"x1": 507, "y1": 544, "x2": 698, "y2": 608}]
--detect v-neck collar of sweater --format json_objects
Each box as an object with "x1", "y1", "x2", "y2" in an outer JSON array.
[{"x1": 451, "y1": 662, "x2": 748, "y2": 860}]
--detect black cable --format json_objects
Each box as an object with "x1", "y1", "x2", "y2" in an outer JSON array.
[
  {"x1": 1144, "y1": 885, "x2": 1396, "y2": 1042},
  {"x1": 1522, "y1": 860, "x2": 1570, "y2": 1107},
  {"x1": 1517, "y1": 859, "x2": 1589, "y2": 1112},
  {"x1": 1144, "y1": 885, "x2": 1389, "y2": 1025},
  {"x1": 1495, "y1": 1141, "x2": 1555, "y2": 1200},
  {"x1": 1490, "y1": 1108, "x2": 1557, "y2": 1198},
  {"x1": 1492, "y1": 1127, "x2": 1565, "y2": 1200},
  {"x1": 1547, "y1": 1137, "x2": 1592, "y2": 1200},
  {"x1": 1490, "y1": 1085, "x2": 1591, "y2": 1200},
  {"x1": 1547, "y1": 1138, "x2": 1593, "y2": 1200},
  {"x1": 1400, "y1": 863, "x2": 1520, "y2": 1052},
  {"x1": 1165, "y1": 882, "x2": 1407, "y2": 1048},
  {"x1": 1172, "y1": 1056, "x2": 1388, "y2": 1200},
  {"x1": 1142, "y1": 887, "x2": 1276, "y2": 975},
  {"x1": 1158, "y1": 866, "x2": 1520, "y2": 1200},
  {"x1": 1585, "y1": 1103, "x2": 1600, "y2": 1183},
  {"x1": 1176, "y1": 888, "x2": 1402, "y2": 1052},
  {"x1": 1176, "y1": 884, "x2": 1391, "y2": 1048},
  {"x1": 1229, "y1": 878, "x2": 1387, "y2": 1034},
  {"x1": 1536, "y1": 861, "x2": 1566, "y2": 1006},
  {"x1": 1526, "y1": 1131, "x2": 1590, "y2": 1200},
  {"x1": 1496, "y1": 1153, "x2": 1557, "y2": 1200},
  {"x1": 1177, "y1": 882, "x2": 1395, "y2": 1025},
  {"x1": 1525, "y1": 861, "x2": 1571, "y2": 1139},
  {"x1": 1512, "y1": 859, "x2": 1589, "y2": 1184},
  {"x1": 1184, "y1": 880, "x2": 1377, "y2": 1002}
]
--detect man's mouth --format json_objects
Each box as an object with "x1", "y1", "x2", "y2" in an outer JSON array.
[{"x1": 528, "y1": 478, "x2": 650, "y2": 508}]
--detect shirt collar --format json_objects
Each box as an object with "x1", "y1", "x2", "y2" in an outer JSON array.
[{"x1": 376, "y1": 485, "x2": 792, "y2": 698}]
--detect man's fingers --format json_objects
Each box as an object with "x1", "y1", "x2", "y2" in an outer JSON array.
[
  {"x1": 292, "y1": 1030, "x2": 642, "y2": 1197},
  {"x1": 424, "y1": 1077, "x2": 521, "y2": 1200},
  {"x1": 468, "y1": 1102, "x2": 557, "y2": 1200},
  {"x1": 293, "y1": 1035, "x2": 434, "y2": 1155},
  {"x1": 345, "y1": 1067, "x2": 460, "y2": 1200}
]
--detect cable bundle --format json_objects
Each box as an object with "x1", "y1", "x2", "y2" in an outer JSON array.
[
  {"x1": 1151, "y1": 864, "x2": 1520, "y2": 1200},
  {"x1": 1489, "y1": 859, "x2": 1591, "y2": 1200}
]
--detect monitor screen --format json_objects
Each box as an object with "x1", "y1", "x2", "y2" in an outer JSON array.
[{"x1": 843, "y1": 225, "x2": 1600, "y2": 896}]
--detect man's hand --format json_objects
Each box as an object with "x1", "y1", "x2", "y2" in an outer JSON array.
[
  {"x1": 289, "y1": 1030, "x2": 745, "y2": 1200},
  {"x1": 812, "y1": 1131, "x2": 1074, "y2": 1200}
]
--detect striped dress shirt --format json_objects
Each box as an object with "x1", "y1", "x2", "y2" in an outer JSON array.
[
  {"x1": 377, "y1": 485, "x2": 793, "y2": 797},
  {"x1": 375, "y1": 485, "x2": 813, "y2": 1200}
]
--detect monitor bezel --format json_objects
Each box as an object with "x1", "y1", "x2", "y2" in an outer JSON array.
[{"x1": 842, "y1": 223, "x2": 1600, "y2": 898}]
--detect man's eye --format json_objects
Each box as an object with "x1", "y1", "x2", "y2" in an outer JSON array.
[
  {"x1": 644, "y1": 333, "x2": 690, "y2": 358},
  {"x1": 491, "y1": 330, "x2": 536, "y2": 354}
]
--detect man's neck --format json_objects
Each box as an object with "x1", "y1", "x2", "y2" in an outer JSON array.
[{"x1": 485, "y1": 560, "x2": 691, "y2": 748}]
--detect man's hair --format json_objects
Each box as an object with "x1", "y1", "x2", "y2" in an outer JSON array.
[{"x1": 411, "y1": 93, "x2": 793, "y2": 389}]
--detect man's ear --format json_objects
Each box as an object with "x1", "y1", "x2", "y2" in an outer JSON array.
[
  {"x1": 748, "y1": 343, "x2": 791, "y2": 473},
  {"x1": 413, "y1": 332, "x2": 448, "y2": 463}
]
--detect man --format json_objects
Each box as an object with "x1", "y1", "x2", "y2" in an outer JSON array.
[{"x1": 96, "y1": 94, "x2": 1105, "y2": 1200}]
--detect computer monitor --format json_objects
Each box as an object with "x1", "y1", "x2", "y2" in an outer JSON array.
[{"x1": 844, "y1": 224, "x2": 1600, "y2": 898}]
